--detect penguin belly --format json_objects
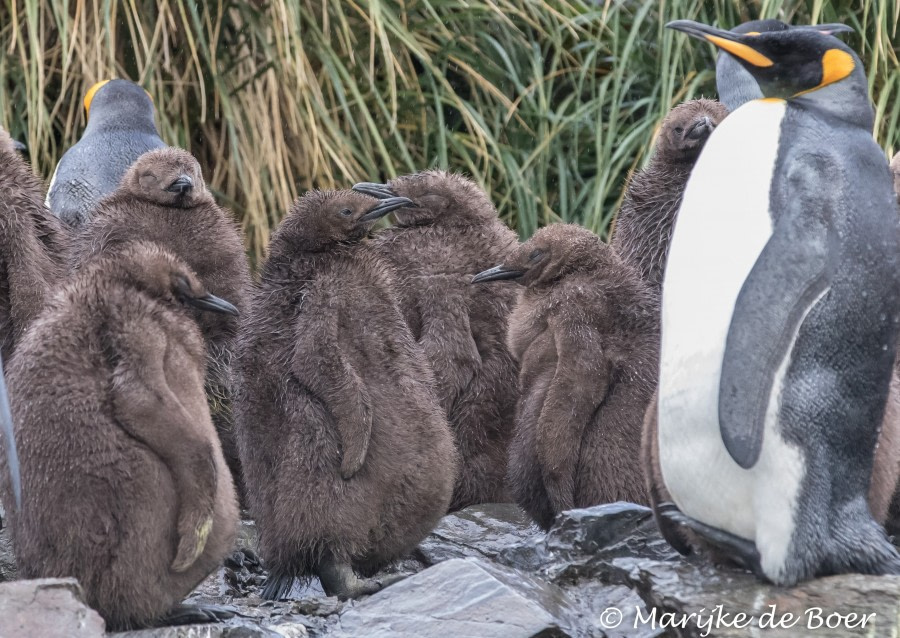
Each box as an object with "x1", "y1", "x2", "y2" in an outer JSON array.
[{"x1": 657, "y1": 99, "x2": 806, "y2": 566}]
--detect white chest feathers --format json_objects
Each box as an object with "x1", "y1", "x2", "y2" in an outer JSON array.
[{"x1": 657, "y1": 99, "x2": 806, "y2": 577}]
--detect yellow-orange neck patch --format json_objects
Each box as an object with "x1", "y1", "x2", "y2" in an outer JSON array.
[
  {"x1": 83, "y1": 80, "x2": 111, "y2": 119},
  {"x1": 820, "y1": 48, "x2": 855, "y2": 87},
  {"x1": 706, "y1": 35, "x2": 774, "y2": 67}
]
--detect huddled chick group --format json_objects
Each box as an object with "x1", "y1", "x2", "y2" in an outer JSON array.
[{"x1": 2, "y1": 16, "x2": 900, "y2": 630}]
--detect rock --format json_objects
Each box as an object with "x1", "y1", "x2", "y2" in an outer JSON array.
[
  {"x1": 334, "y1": 557, "x2": 582, "y2": 637},
  {"x1": 112, "y1": 625, "x2": 289, "y2": 638},
  {"x1": 416, "y1": 503, "x2": 541, "y2": 565},
  {"x1": 0, "y1": 577, "x2": 105, "y2": 638}
]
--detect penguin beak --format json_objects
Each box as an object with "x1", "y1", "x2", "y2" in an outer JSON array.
[
  {"x1": 685, "y1": 116, "x2": 714, "y2": 140},
  {"x1": 12, "y1": 140, "x2": 26, "y2": 153},
  {"x1": 188, "y1": 293, "x2": 239, "y2": 316},
  {"x1": 0, "y1": 353, "x2": 22, "y2": 512},
  {"x1": 666, "y1": 20, "x2": 774, "y2": 67},
  {"x1": 166, "y1": 175, "x2": 194, "y2": 195},
  {"x1": 352, "y1": 182, "x2": 397, "y2": 200},
  {"x1": 795, "y1": 23, "x2": 854, "y2": 36},
  {"x1": 472, "y1": 265, "x2": 525, "y2": 284},
  {"x1": 359, "y1": 196, "x2": 416, "y2": 222}
]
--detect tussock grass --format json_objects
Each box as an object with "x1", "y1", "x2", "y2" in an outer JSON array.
[{"x1": 1, "y1": 1, "x2": 897, "y2": 259}]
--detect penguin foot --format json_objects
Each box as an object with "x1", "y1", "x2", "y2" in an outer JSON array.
[
  {"x1": 159, "y1": 603, "x2": 236, "y2": 626},
  {"x1": 658, "y1": 502, "x2": 765, "y2": 578},
  {"x1": 318, "y1": 557, "x2": 405, "y2": 600}
]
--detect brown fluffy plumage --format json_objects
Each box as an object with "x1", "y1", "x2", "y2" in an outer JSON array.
[
  {"x1": 612, "y1": 99, "x2": 728, "y2": 292},
  {"x1": 0, "y1": 126, "x2": 70, "y2": 361},
  {"x1": 233, "y1": 190, "x2": 457, "y2": 600},
  {"x1": 70, "y1": 147, "x2": 251, "y2": 499},
  {"x1": 0, "y1": 242, "x2": 239, "y2": 630},
  {"x1": 360, "y1": 170, "x2": 519, "y2": 510},
  {"x1": 477, "y1": 223, "x2": 656, "y2": 530}
]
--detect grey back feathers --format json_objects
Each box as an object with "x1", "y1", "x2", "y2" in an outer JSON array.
[
  {"x1": 233, "y1": 189, "x2": 457, "y2": 599},
  {"x1": 478, "y1": 223, "x2": 656, "y2": 530},
  {"x1": 0, "y1": 242, "x2": 238, "y2": 630},
  {"x1": 47, "y1": 79, "x2": 166, "y2": 228},
  {"x1": 358, "y1": 170, "x2": 520, "y2": 511},
  {"x1": 612, "y1": 99, "x2": 727, "y2": 292}
]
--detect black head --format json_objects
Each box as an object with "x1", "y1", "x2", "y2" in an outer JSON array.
[
  {"x1": 655, "y1": 98, "x2": 729, "y2": 163},
  {"x1": 275, "y1": 189, "x2": 415, "y2": 251},
  {"x1": 353, "y1": 170, "x2": 497, "y2": 227},
  {"x1": 472, "y1": 224, "x2": 606, "y2": 288},
  {"x1": 83, "y1": 79, "x2": 158, "y2": 133},
  {"x1": 121, "y1": 147, "x2": 211, "y2": 208},
  {"x1": 670, "y1": 20, "x2": 861, "y2": 102},
  {"x1": 715, "y1": 20, "x2": 854, "y2": 110}
]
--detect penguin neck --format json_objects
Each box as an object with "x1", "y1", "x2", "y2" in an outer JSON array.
[
  {"x1": 84, "y1": 111, "x2": 159, "y2": 136},
  {"x1": 788, "y1": 77, "x2": 875, "y2": 132},
  {"x1": 614, "y1": 157, "x2": 693, "y2": 292}
]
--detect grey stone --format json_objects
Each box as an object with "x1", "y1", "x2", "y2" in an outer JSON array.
[
  {"x1": 334, "y1": 557, "x2": 581, "y2": 637},
  {"x1": 0, "y1": 577, "x2": 105, "y2": 638},
  {"x1": 416, "y1": 503, "x2": 541, "y2": 565}
]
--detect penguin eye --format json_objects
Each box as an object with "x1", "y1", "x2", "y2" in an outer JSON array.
[
  {"x1": 339, "y1": 208, "x2": 353, "y2": 217},
  {"x1": 529, "y1": 249, "x2": 543, "y2": 262},
  {"x1": 673, "y1": 127, "x2": 684, "y2": 135}
]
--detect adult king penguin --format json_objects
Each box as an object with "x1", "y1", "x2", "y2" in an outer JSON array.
[
  {"x1": 655, "y1": 21, "x2": 900, "y2": 585},
  {"x1": 47, "y1": 79, "x2": 166, "y2": 227}
]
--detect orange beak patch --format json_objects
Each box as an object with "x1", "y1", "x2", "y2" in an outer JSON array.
[{"x1": 706, "y1": 35, "x2": 775, "y2": 67}]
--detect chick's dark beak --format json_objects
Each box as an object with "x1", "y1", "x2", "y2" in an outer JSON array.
[
  {"x1": 360, "y1": 196, "x2": 416, "y2": 222},
  {"x1": 685, "y1": 116, "x2": 714, "y2": 140},
  {"x1": 472, "y1": 265, "x2": 525, "y2": 284},
  {"x1": 166, "y1": 175, "x2": 194, "y2": 195},
  {"x1": 352, "y1": 182, "x2": 397, "y2": 200},
  {"x1": 188, "y1": 293, "x2": 239, "y2": 316},
  {"x1": 12, "y1": 140, "x2": 26, "y2": 153}
]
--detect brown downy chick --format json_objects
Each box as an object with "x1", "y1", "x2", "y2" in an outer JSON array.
[
  {"x1": 71, "y1": 147, "x2": 251, "y2": 500},
  {"x1": 612, "y1": 99, "x2": 728, "y2": 292},
  {"x1": 474, "y1": 223, "x2": 656, "y2": 530},
  {"x1": 0, "y1": 126, "x2": 71, "y2": 361},
  {"x1": 0, "y1": 242, "x2": 239, "y2": 630},
  {"x1": 353, "y1": 171, "x2": 519, "y2": 510},
  {"x1": 233, "y1": 190, "x2": 458, "y2": 601}
]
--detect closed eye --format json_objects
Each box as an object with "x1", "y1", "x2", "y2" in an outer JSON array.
[{"x1": 340, "y1": 208, "x2": 352, "y2": 217}]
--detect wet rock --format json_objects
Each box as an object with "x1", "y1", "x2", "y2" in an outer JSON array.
[
  {"x1": 416, "y1": 503, "x2": 540, "y2": 565},
  {"x1": 0, "y1": 577, "x2": 105, "y2": 637},
  {"x1": 113, "y1": 625, "x2": 291, "y2": 638},
  {"x1": 334, "y1": 557, "x2": 581, "y2": 637}
]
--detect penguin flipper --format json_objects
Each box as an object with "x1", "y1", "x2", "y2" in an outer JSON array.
[
  {"x1": 292, "y1": 317, "x2": 372, "y2": 480},
  {"x1": 110, "y1": 323, "x2": 218, "y2": 571},
  {"x1": 0, "y1": 352, "x2": 21, "y2": 511},
  {"x1": 537, "y1": 319, "x2": 611, "y2": 514},
  {"x1": 718, "y1": 211, "x2": 829, "y2": 469}
]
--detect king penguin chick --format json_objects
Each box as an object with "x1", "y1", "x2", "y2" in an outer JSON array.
[
  {"x1": 353, "y1": 171, "x2": 519, "y2": 510},
  {"x1": 0, "y1": 125, "x2": 70, "y2": 361},
  {"x1": 234, "y1": 190, "x2": 458, "y2": 601},
  {"x1": 71, "y1": 147, "x2": 251, "y2": 501},
  {"x1": 612, "y1": 99, "x2": 728, "y2": 292},
  {"x1": 47, "y1": 79, "x2": 166, "y2": 227},
  {"x1": 473, "y1": 224, "x2": 656, "y2": 530},
  {"x1": 0, "y1": 242, "x2": 239, "y2": 630},
  {"x1": 716, "y1": 20, "x2": 853, "y2": 111}
]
